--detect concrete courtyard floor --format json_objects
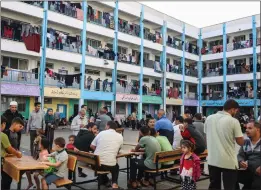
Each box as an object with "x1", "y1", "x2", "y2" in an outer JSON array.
[{"x1": 12, "y1": 128, "x2": 211, "y2": 189}]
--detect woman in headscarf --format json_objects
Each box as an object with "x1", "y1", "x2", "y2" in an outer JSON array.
[{"x1": 45, "y1": 108, "x2": 55, "y2": 151}]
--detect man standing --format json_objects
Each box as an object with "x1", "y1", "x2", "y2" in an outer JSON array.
[
  {"x1": 54, "y1": 109, "x2": 60, "y2": 127},
  {"x1": 95, "y1": 108, "x2": 111, "y2": 131},
  {"x1": 172, "y1": 116, "x2": 183, "y2": 150},
  {"x1": 71, "y1": 109, "x2": 88, "y2": 136},
  {"x1": 2, "y1": 101, "x2": 23, "y2": 150},
  {"x1": 155, "y1": 109, "x2": 174, "y2": 144},
  {"x1": 237, "y1": 122, "x2": 260, "y2": 190},
  {"x1": 26, "y1": 102, "x2": 46, "y2": 156},
  {"x1": 204, "y1": 99, "x2": 244, "y2": 190},
  {"x1": 193, "y1": 113, "x2": 205, "y2": 139}
]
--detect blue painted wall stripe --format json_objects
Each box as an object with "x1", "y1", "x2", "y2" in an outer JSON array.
[
  {"x1": 80, "y1": 0, "x2": 87, "y2": 98},
  {"x1": 181, "y1": 23, "x2": 186, "y2": 107},
  {"x1": 138, "y1": 5, "x2": 144, "y2": 120},
  {"x1": 162, "y1": 21, "x2": 167, "y2": 111},
  {"x1": 39, "y1": 1, "x2": 48, "y2": 109},
  {"x1": 197, "y1": 28, "x2": 202, "y2": 111},
  {"x1": 252, "y1": 15, "x2": 258, "y2": 119},
  {"x1": 223, "y1": 23, "x2": 227, "y2": 101}
]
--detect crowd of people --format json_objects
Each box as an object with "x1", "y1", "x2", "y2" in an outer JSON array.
[{"x1": 1, "y1": 99, "x2": 261, "y2": 190}]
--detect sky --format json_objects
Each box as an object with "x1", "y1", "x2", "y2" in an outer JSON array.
[{"x1": 141, "y1": 1, "x2": 260, "y2": 28}]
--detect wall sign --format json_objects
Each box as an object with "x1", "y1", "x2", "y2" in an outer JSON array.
[
  {"x1": 116, "y1": 94, "x2": 140, "y2": 103},
  {"x1": 166, "y1": 98, "x2": 182, "y2": 105},
  {"x1": 184, "y1": 99, "x2": 198, "y2": 106},
  {"x1": 44, "y1": 87, "x2": 80, "y2": 99},
  {"x1": 201, "y1": 99, "x2": 260, "y2": 107},
  {"x1": 1, "y1": 83, "x2": 39, "y2": 96},
  {"x1": 142, "y1": 95, "x2": 162, "y2": 104}
]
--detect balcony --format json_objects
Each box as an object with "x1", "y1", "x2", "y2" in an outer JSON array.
[
  {"x1": 1, "y1": 69, "x2": 39, "y2": 84},
  {"x1": 85, "y1": 79, "x2": 112, "y2": 92},
  {"x1": 45, "y1": 76, "x2": 80, "y2": 89},
  {"x1": 204, "y1": 68, "x2": 223, "y2": 77},
  {"x1": 185, "y1": 92, "x2": 197, "y2": 100}
]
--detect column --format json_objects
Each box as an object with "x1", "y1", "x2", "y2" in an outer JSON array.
[
  {"x1": 197, "y1": 28, "x2": 203, "y2": 113},
  {"x1": 111, "y1": 0, "x2": 119, "y2": 116},
  {"x1": 222, "y1": 23, "x2": 227, "y2": 101},
  {"x1": 39, "y1": 1, "x2": 48, "y2": 109},
  {"x1": 138, "y1": 5, "x2": 144, "y2": 120},
  {"x1": 161, "y1": 21, "x2": 167, "y2": 111},
  {"x1": 252, "y1": 15, "x2": 258, "y2": 119},
  {"x1": 181, "y1": 23, "x2": 186, "y2": 114},
  {"x1": 78, "y1": 0, "x2": 88, "y2": 111}
]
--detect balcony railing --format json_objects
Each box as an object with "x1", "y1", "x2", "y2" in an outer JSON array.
[
  {"x1": 85, "y1": 79, "x2": 112, "y2": 92},
  {"x1": 185, "y1": 68, "x2": 198, "y2": 77},
  {"x1": 45, "y1": 76, "x2": 79, "y2": 89},
  {"x1": 1, "y1": 69, "x2": 39, "y2": 84},
  {"x1": 204, "y1": 68, "x2": 223, "y2": 77}
]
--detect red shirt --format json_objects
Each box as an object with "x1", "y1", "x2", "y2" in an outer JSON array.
[{"x1": 66, "y1": 143, "x2": 75, "y2": 150}]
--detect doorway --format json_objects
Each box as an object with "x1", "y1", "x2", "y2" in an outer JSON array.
[{"x1": 57, "y1": 104, "x2": 67, "y2": 119}]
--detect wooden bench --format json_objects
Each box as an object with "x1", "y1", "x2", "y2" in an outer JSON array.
[
  {"x1": 144, "y1": 149, "x2": 182, "y2": 190},
  {"x1": 66, "y1": 149, "x2": 110, "y2": 190},
  {"x1": 144, "y1": 149, "x2": 209, "y2": 189},
  {"x1": 47, "y1": 155, "x2": 77, "y2": 190}
]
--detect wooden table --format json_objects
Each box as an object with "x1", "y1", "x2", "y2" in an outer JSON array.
[
  {"x1": 117, "y1": 151, "x2": 145, "y2": 181},
  {"x1": 3, "y1": 156, "x2": 49, "y2": 190}
]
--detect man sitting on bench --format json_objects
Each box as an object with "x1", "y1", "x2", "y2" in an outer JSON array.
[
  {"x1": 90, "y1": 121, "x2": 123, "y2": 189},
  {"x1": 237, "y1": 122, "x2": 261, "y2": 190}
]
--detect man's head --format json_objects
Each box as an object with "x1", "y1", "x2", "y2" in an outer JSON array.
[
  {"x1": 103, "y1": 107, "x2": 108, "y2": 113},
  {"x1": 184, "y1": 110, "x2": 191, "y2": 118},
  {"x1": 54, "y1": 137, "x2": 66, "y2": 151},
  {"x1": 105, "y1": 121, "x2": 117, "y2": 130},
  {"x1": 184, "y1": 118, "x2": 193, "y2": 128},
  {"x1": 157, "y1": 109, "x2": 165, "y2": 119},
  {"x1": 34, "y1": 102, "x2": 41, "y2": 112},
  {"x1": 246, "y1": 122, "x2": 260, "y2": 139},
  {"x1": 139, "y1": 126, "x2": 150, "y2": 137},
  {"x1": 10, "y1": 117, "x2": 24, "y2": 132},
  {"x1": 223, "y1": 99, "x2": 240, "y2": 117},
  {"x1": 10, "y1": 101, "x2": 18, "y2": 113},
  {"x1": 81, "y1": 105, "x2": 87, "y2": 111},
  {"x1": 87, "y1": 122, "x2": 98, "y2": 134},
  {"x1": 99, "y1": 108, "x2": 106, "y2": 115},
  {"x1": 150, "y1": 128, "x2": 158, "y2": 137},
  {"x1": 79, "y1": 108, "x2": 86, "y2": 118},
  {"x1": 194, "y1": 113, "x2": 202, "y2": 121},
  {"x1": 175, "y1": 116, "x2": 184, "y2": 125},
  {"x1": 1, "y1": 115, "x2": 7, "y2": 132}
]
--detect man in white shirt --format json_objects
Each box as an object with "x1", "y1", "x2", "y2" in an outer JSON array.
[
  {"x1": 172, "y1": 116, "x2": 183, "y2": 150},
  {"x1": 204, "y1": 99, "x2": 244, "y2": 190},
  {"x1": 91, "y1": 121, "x2": 123, "y2": 189},
  {"x1": 71, "y1": 109, "x2": 88, "y2": 136}
]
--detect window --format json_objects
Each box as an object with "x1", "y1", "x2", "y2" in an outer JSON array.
[
  {"x1": 86, "y1": 69, "x2": 100, "y2": 75},
  {"x1": 143, "y1": 78, "x2": 149, "y2": 83},
  {"x1": 173, "y1": 83, "x2": 180, "y2": 88},
  {"x1": 234, "y1": 35, "x2": 245, "y2": 42},
  {"x1": 44, "y1": 98, "x2": 52, "y2": 104},
  {"x1": 166, "y1": 58, "x2": 170, "y2": 64},
  {"x1": 166, "y1": 81, "x2": 170, "y2": 86},
  {"x1": 2, "y1": 56, "x2": 28, "y2": 70},
  {"x1": 249, "y1": 33, "x2": 253, "y2": 40},
  {"x1": 106, "y1": 72, "x2": 112, "y2": 77},
  {"x1": 74, "y1": 67, "x2": 80, "y2": 72},
  {"x1": 117, "y1": 74, "x2": 127, "y2": 80},
  {"x1": 1, "y1": 96, "x2": 26, "y2": 112},
  {"x1": 234, "y1": 83, "x2": 246, "y2": 87},
  {"x1": 189, "y1": 85, "x2": 197, "y2": 92},
  {"x1": 209, "y1": 39, "x2": 223, "y2": 49},
  {"x1": 116, "y1": 103, "x2": 126, "y2": 114},
  {"x1": 144, "y1": 53, "x2": 149, "y2": 60},
  {"x1": 209, "y1": 62, "x2": 221, "y2": 69},
  {"x1": 118, "y1": 46, "x2": 127, "y2": 54},
  {"x1": 37, "y1": 61, "x2": 54, "y2": 69},
  {"x1": 173, "y1": 59, "x2": 181, "y2": 65},
  {"x1": 155, "y1": 56, "x2": 160, "y2": 62},
  {"x1": 234, "y1": 58, "x2": 246, "y2": 66},
  {"x1": 106, "y1": 43, "x2": 113, "y2": 50},
  {"x1": 209, "y1": 84, "x2": 223, "y2": 91},
  {"x1": 87, "y1": 38, "x2": 101, "y2": 49}
]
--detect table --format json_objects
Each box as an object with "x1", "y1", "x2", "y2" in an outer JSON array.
[
  {"x1": 3, "y1": 156, "x2": 49, "y2": 190},
  {"x1": 117, "y1": 151, "x2": 145, "y2": 181}
]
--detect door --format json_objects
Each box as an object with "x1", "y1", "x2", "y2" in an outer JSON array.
[{"x1": 57, "y1": 104, "x2": 67, "y2": 119}]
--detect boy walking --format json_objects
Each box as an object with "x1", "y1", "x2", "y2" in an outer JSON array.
[{"x1": 40, "y1": 137, "x2": 68, "y2": 190}]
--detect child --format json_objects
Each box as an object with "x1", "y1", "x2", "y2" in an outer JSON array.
[
  {"x1": 66, "y1": 135, "x2": 78, "y2": 151},
  {"x1": 26, "y1": 138, "x2": 50, "y2": 190},
  {"x1": 33, "y1": 129, "x2": 46, "y2": 160},
  {"x1": 40, "y1": 137, "x2": 68, "y2": 190},
  {"x1": 1, "y1": 116, "x2": 22, "y2": 190},
  {"x1": 179, "y1": 140, "x2": 201, "y2": 190},
  {"x1": 4, "y1": 117, "x2": 24, "y2": 150}
]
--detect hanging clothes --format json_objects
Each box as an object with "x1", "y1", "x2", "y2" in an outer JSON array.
[{"x1": 65, "y1": 75, "x2": 74, "y2": 86}]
